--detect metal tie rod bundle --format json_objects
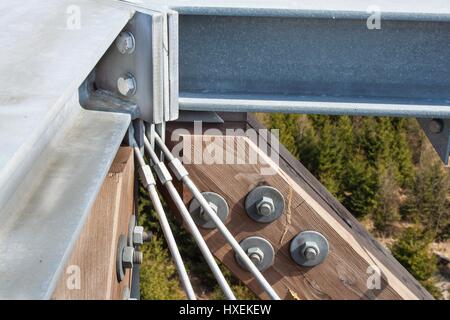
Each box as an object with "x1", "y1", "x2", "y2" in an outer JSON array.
[
  {"x1": 153, "y1": 133, "x2": 281, "y2": 300},
  {"x1": 132, "y1": 139, "x2": 196, "y2": 300},
  {"x1": 143, "y1": 136, "x2": 236, "y2": 300}
]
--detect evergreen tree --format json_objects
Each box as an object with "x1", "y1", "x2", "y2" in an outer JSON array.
[{"x1": 391, "y1": 226, "x2": 441, "y2": 299}]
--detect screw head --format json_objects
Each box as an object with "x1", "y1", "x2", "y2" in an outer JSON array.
[
  {"x1": 133, "y1": 226, "x2": 144, "y2": 246},
  {"x1": 246, "y1": 247, "x2": 264, "y2": 265},
  {"x1": 116, "y1": 31, "x2": 135, "y2": 54},
  {"x1": 122, "y1": 246, "x2": 135, "y2": 269},
  {"x1": 117, "y1": 73, "x2": 136, "y2": 97},
  {"x1": 199, "y1": 201, "x2": 218, "y2": 221}
]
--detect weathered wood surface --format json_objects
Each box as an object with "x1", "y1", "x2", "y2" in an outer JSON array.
[
  {"x1": 52, "y1": 147, "x2": 134, "y2": 300},
  {"x1": 167, "y1": 114, "x2": 432, "y2": 300}
]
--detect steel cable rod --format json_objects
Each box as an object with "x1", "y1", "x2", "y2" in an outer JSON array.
[
  {"x1": 153, "y1": 133, "x2": 281, "y2": 300},
  {"x1": 143, "y1": 137, "x2": 236, "y2": 300},
  {"x1": 132, "y1": 141, "x2": 197, "y2": 300}
]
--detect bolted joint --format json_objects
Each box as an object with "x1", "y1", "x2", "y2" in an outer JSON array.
[
  {"x1": 199, "y1": 201, "x2": 218, "y2": 221},
  {"x1": 168, "y1": 158, "x2": 189, "y2": 180},
  {"x1": 256, "y1": 196, "x2": 275, "y2": 217},
  {"x1": 138, "y1": 165, "x2": 155, "y2": 188},
  {"x1": 122, "y1": 246, "x2": 135, "y2": 269},
  {"x1": 117, "y1": 73, "x2": 137, "y2": 97},
  {"x1": 132, "y1": 226, "x2": 144, "y2": 246},
  {"x1": 154, "y1": 162, "x2": 172, "y2": 184},
  {"x1": 115, "y1": 31, "x2": 135, "y2": 54},
  {"x1": 246, "y1": 247, "x2": 264, "y2": 265},
  {"x1": 299, "y1": 241, "x2": 321, "y2": 261}
]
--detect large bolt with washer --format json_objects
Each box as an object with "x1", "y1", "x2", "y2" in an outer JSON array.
[
  {"x1": 116, "y1": 31, "x2": 135, "y2": 54},
  {"x1": 246, "y1": 247, "x2": 264, "y2": 265},
  {"x1": 256, "y1": 196, "x2": 275, "y2": 217},
  {"x1": 122, "y1": 246, "x2": 135, "y2": 269},
  {"x1": 117, "y1": 73, "x2": 137, "y2": 97}
]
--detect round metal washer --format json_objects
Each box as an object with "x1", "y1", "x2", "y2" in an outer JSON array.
[
  {"x1": 116, "y1": 234, "x2": 127, "y2": 281},
  {"x1": 245, "y1": 186, "x2": 284, "y2": 223},
  {"x1": 290, "y1": 231, "x2": 329, "y2": 267},
  {"x1": 235, "y1": 236, "x2": 275, "y2": 272},
  {"x1": 188, "y1": 192, "x2": 229, "y2": 229}
]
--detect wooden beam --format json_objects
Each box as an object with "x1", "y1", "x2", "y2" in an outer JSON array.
[
  {"x1": 52, "y1": 147, "x2": 135, "y2": 300},
  {"x1": 167, "y1": 114, "x2": 433, "y2": 300}
]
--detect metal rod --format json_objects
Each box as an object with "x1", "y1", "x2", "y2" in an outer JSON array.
[
  {"x1": 132, "y1": 144, "x2": 197, "y2": 300},
  {"x1": 154, "y1": 133, "x2": 281, "y2": 300},
  {"x1": 144, "y1": 137, "x2": 236, "y2": 300}
]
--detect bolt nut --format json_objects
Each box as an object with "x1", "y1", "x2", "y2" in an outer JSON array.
[
  {"x1": 246, "y1": 247, "x2": 264, "y2": 265},
  {"x1": 133, "y1": 250, "x2": 143, "y2": 265},
  {"x1": 199, "y1": 201, "x2": 218, "y2": 221},
  {"x1": 116, "y1": 31, "x2": 135, "y2": 54},
  {"x1": 301, "y1": 241, "x2": 320, "y2": 261},
  {"x1": 117, "y1": 73, "x2": 137, "y2": 97},
  {"x1": 256, "y1": 196, "x2": 275, "y2": 216},
  {"x1": 122, "y1": 246, "x2": 135, "y2": 269},
  {"x1": 429, "y1": 119, "x2": 444, "y2": 134},
  {"x1": 133, "y1": 226, "x2": 144, "y2": 246}
]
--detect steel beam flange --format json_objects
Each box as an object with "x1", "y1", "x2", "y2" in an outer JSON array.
[
  {"x1": 188, "y1": 192, "x2": 229, "y2": 229},
  {"x1": 245, "y1": 186, "x2": 284, "y2": 223},
  {"x1": 290, "y1": 231, "x2": 329, "y2": 267},
  {"x1": 235, "y1": 236, "x2": 275, "y2": 272}
]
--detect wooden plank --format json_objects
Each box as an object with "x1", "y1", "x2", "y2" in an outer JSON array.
[
  {"x1": 52, "y1": 147, "x2": 135, "y2": 300},
  {"x1": 167, "y1": 118, "x2": 433, "y2": 300}
]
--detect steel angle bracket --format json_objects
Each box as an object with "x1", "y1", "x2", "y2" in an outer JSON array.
[
  {"x1": 418, "y1": 118, "x2": 450, "y2": 165},
  {"x1": 92, "y1": 7, "x2": 179, "y2": 125}
]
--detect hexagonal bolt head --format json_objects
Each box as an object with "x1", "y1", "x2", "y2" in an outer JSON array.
[
  {"x1": 133, "y1": 226, "x2": 144, "y2": 246},
  {"x1": 117, "y1": 74, "x2": 137, "y2": 97},
  {"x1": 429, "y1": 119, "x2": 444, "y2": 134},
  {"x1": 133, "y1": 250, "x2": 143, "y2": 265},
  {"x1": 122, "y1": 246, "x2": 135, "y2": 269},
  {"x1": 301, "y1": 241, "x2": 320, "y2": 261},
  {"x1": 256, "y1": 196, "x2": 275, "y2": 216},
  {"x1": 199, "y1": 201, "x2": 218, "y2": 221},
  {"x1": 246, "y1": 247, "x2": 264, "y2": 265},
  {"x1": 115, "y1": 31, "x2": 135, "y2": 54}
]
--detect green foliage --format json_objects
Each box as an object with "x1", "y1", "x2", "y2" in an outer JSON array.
[
  {"x1": 140, "y1": 237, "x2": 185, "y2": 300},
  {"x1": 401, "y1": 150, "x2": 450, "y2": 240},
  {"x1": 390, "y1": 226, "x2": 441, "y2": 299}
]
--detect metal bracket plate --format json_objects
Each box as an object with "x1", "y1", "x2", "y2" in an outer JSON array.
[
  {"x1": 418, "y1": 118, "x2": 450, "y2": 165},
  {"x1": 95, "y1": 11, "x2": 165, "y2": 124}
]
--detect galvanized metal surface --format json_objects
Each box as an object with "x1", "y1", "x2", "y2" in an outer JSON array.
[
  {"x1": 245, "y1": 186, "x2": 285, "y2": 223},
  {"x1": 290, "y1": 231, "x2": 329, "y2": 267},
  {"x1": 178, "y1": 15, "x2": 450, "y2": 116},
  {"x1": 0, "y1": 0, "x2": 133, "y2": 299},
  {"x1": 236, "y1": 236, "x2": 275, "y2": 272},
  {"x1": 0, "y1": 101, "x2": 130, "y2": 299}
]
